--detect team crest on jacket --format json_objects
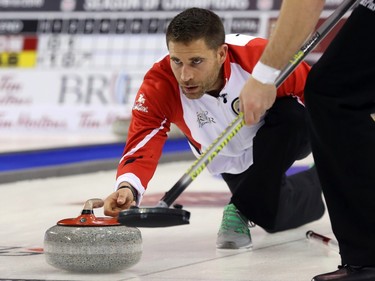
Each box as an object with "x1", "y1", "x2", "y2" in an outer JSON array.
[
  {"x1": 231, "y1": 98, "x2": 240, "y2": 115},
  {"x1": 133, "y1": 93, "x2": 148, "y2": 112},
  {"x1": 197, "y1": 111, "x2": 215, "y2": 128}
]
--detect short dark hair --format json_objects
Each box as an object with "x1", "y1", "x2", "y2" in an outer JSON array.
[{"x1": 166, "y1": 7, "x2": 225, "y2": 50}]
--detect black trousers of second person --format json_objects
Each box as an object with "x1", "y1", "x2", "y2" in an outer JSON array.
[
  {"x1": 227, "y1": 97, "x2": 325, "y2": 232},
  {"x1": 304, "y1": 5, "x2": 375, "y2": 266}
]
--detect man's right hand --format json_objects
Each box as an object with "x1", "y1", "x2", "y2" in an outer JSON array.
[
  {"x1": 239, "y1": 76, "x2": 277, "y2": 125},
  {"x1": 103, "y1": 188, "x2": 135, "y2": 217}
]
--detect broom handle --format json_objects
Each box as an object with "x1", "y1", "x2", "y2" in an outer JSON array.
[
  {"x1": 306, "y1": 230, "x2": 339, "y2": 252},
  {"x1": 160, "y1": 0, "x2": 358, "y2": 207}
]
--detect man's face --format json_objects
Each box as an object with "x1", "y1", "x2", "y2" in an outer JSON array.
[{"x1": 168, "y1": 38, "x2": 227, "y2": 99}]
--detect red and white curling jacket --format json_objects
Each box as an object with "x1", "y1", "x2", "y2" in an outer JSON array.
[{"x1": 115, "y1": 34, "x2": 311, "y2": 204}]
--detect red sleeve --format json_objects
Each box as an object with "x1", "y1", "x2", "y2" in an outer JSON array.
[
  {"x1": 228, "y1": 37, "x2": 311, "y2": 103},
  {"x1": 116, "y1": 58, "x2": 180, "y2": 191},
  {"x1": 276, "y1": 60, "x2": 310, "y2": 103}
]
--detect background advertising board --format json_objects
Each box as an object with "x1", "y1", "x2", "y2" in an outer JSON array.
[{"x1": 0, "y1": 0, "x2": 351, "y2": 134}]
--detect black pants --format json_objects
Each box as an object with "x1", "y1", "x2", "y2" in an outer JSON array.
[
  {"x1": 227, "y1": 97, "x2": 325, "y2": 232},
  {"x1": 304, "y1": 5, "x2": 375, "y2": 266}
]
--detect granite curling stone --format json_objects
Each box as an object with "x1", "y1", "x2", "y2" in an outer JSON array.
[{"x1": 44, "y1": 198, "x2": 142, "y2": 273}]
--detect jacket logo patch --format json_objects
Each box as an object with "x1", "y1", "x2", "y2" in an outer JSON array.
[
  {"x1": 231, "y1": 98, "x2": 240, "y2": 115},
  {"x1": 197, "y1": 111, "x2": 215, "y2": 128},
  {"x1": 133, "y1": 93, "x2": 148, "y2": 112}
]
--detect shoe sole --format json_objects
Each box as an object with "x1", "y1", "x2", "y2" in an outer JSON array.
[{"x1": 216, "y1": 241, "x2": 253, "y2": 250}]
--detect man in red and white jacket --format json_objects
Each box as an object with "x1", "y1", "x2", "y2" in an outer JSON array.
[{"x1": 104, "y1": 7, "x2": 325, "y2": 250}]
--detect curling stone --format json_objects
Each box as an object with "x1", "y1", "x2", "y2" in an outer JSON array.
[{"x1": 44, "y1": 198, "x2": 142, "y2": 273}]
